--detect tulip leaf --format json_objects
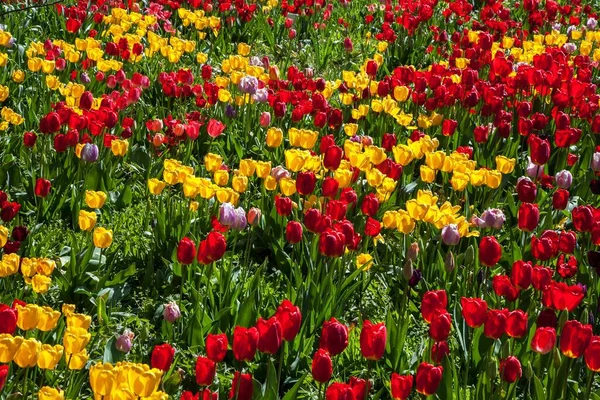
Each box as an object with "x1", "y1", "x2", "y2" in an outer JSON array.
[
  {"x1": 281, "y1": 373, "x2": 307, "y2": 400},
  {"x1": 263, "y1": 359, "x2": 278, "y2": 400},
  {"x1": 533, "y1": 374, "x2": 545, "y2": 399}
]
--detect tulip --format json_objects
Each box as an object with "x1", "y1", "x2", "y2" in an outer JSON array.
[
  {"x1": 229, "y1": 372, "x2": 253, "y2": 400},
  {"x1": 115, "y1": 329, "x2": 135, "y2": 353},
  {"x1": 529, "y1": 134, "x2": 551, "y2": 165},
  {"x1": 78, "y1": 210, "x2": 97, "y2": 231},
  {"x1": 16, "y1": 303, "x2": 40, "y2": 330},
  {"x1": 517, "y1": 203, "x2": 539, "y2": 232},
  {"x1": 35, "y1": 178, "x2": 51, "y2": 198},
  {"x1": 505, "y1": 310, "x2": 528, "y2": 338},
  {"x1": 37, "y1": 306, "x2": 60, "y2": 331},
  {"x1": 247, "y1": 207, "x2": 262, "y2": 227},
  {"x1": 320, "y1": 317, "x2": 349, "y2": 356},
  {"x1": 585, "y1": 336, "x2": 600, "y2": 372},
  {"x1": 531, "y1": 327, "x2": 556, "y2": 354},
  {"x1": 163, "y1": 301, "x2": 181, "y2": 323},
  {"x1": 233, "y1": 326, "x2": 259, "y2": 361},
  {"x1": 415, "y1": 362, "x2": 443, "y2": 396},
  {"x1": 275, "y1": 300, "x2": 302, "y2": 341},
  {"x1": 511, "y1": 260, "x2": 532, "y2": 290},
  {"x1": 429, "y1": 313, "x2": 452, "y2": 342},
  {"x1": 93, "y1": 227, "x2": 113, "y2": 248},
  {"x1": 312, "y1": 348, "x2": 332, "y2": 383},
  {"x1": 151, "y1": 343, "x2": 175, "y2": 371},
  {"x1": 432, "y1": 341, "x2": 450, "y2": 364},
  {"x1": 479, "y1": 236, "x2": 502, "y2": 267},
  {"x1": 325, "y1": 382, "x2": 355, "y2": 400},
  {"x1": 206, "y1": 333, "x2": 228, "y2": 362},
  {"x1": 555, "y1": 170, "x2": 572, "y2": 189},
  {"x1": 285, "y1": 221, "x2": 303, "y2": 244},
  {"x1": 560, "y1": 320, "x2": 593, "y2": 358},
  {"x1": 14, "y1": 338, "x2": 42, "y2": 368},
  {"x1": 197, "y1": 231, "x2": 227, "y2": 265},
  {"x1": 38, "y1": 386, "x2": 64, "y2": 400},
  {"x1": 81, "y1": 143, "x2": 99, "y2": 162},
  {"x1": 499, "y1": 356, "x2": 522, "y2": 383},
  {"x1": 0, "y1": 334, "x2": 23, "y2": 363},
  {"x1": 391, "y1": 373, "x2": 412, "y2": 399},
  {"x1": 552, "y1": 189, "x2": 569, "y2": 210},
  {"x1": 85, "y1": 190, "x2": 107, "y2": 209},
  {"x1": 421, "y1": 290, "x2": 448, "y2": 324},
  {"x1": 441, "y1": 224, "x2": 460, "y2": 245},
  {"x1": 484, "y1": 309, "x2": 508, "y2": 339},
  {"x1": 0, "y1": 304, "x2": 17, "y2": 334},
  {"x1": 37, "y1": 344, "x2": 64, "y2": 370},
  {"x1": 195, "y1": 356, "x2": 216, "y2": 386},
  {"x1": 592, "y1": 152, "x2": 600, "y2": 172},
  {"x1": 515, "y1": 177, "x2": 537, "y2": 202},
  {"x1": 0, "y1": 365, "x2": 7, "y2": 393},
  {"x1": 461, "y1": 297, "x2": 487, "y2": 328},
  {"x1": 360, "y1": 320, "x2": 386, "y2": 360},
  {"x1": 260, "y1": 111, "x2": 271, "y2": 127},
  {"x1": 256, "y1": 316, "x2": 283, "y2": 354}
]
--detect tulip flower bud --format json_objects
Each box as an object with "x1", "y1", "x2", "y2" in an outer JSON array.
[
  {"x1": 115, "y1": 329, "x2": 134, "y2": 353},
  {"x1": 407, "y1": 242, "x2": 419, "y2": 262},
  {"x1": 409, "y1": 269, "x2": 422, "y2": 287},
  {"x1": 163, "y1": 301, "x2": 181, "y2": 323},
  {"x1": 402, "y1": 259, "x2": 413, "y2": 281},
  {"x1": 465, "y1": 245, "x2": 475, "y2": 266},
  {"x1": 553, "y1": 347, "x2": 562, "y2": 368},
  {"x1": 501, "y1": 340, "x2": 510, "y2": 359},
  {"x1": 524, "y1": 361, "x2": 533, "y2": 380},
  {"x1": 247, "y1": 207, "x2": 262, "y2": 227},
  {"x1": 259, "y1": 112, "x2": 271, "y2": 128},
  {"x1": 558, "y1": 310, "x2": 568, "y2": 329},
  {"x1": 444, "y1": 251, "x2": 455, "y2": 272}
]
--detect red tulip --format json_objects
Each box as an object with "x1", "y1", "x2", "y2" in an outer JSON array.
[
  {"x1": 320, "y1": 317, "x2": 349, "y2": 356},
  {"x1": 572, "y1": 206, "x2": 594, "y2": 232},
  {"x1": 515, "y1": 177, "x2": 537, "y2": 203},
  {"x1": 511, "y1": 260, "x2": 532, "y2": 290},
  {"x1": 304, "y1": 209, "x2": 330, "y2": 234},
  {"x1": 275, "y1": 299, "x2": 302, "y2": 341},
  {"x1": 256, "y1": 316, "x2": 283, "y2": 354},
  {"x1": 531, "y1": 327, "x2": 556, "y2": 354},
  {"x1": 0, "y1": 365, "x2": 8, "y2": 393},
  {"x1": 431, "y1": 341, "x2": 450, "y2": 364},
  {"x1": 484, "y1": 309, "x2": 508, "y2": 340},
  {"x1": 232, "y1": 326, "x2": 259, "y2": 361},
  {"x1": 23, "y1": 131, "x2": 37, "y2": 147},
  {"x1": 195, "y1": 356, "x2": 216, "y2": 386},
  {"x1": 543, "y1": 281, "x2": 585, "y2": 311},
  {"x1": 0, "y1": 304, "x2": 17, "y2": 335},
  {"x1": 532, "y1": 266, "x2": 553, "y2": 291},
  {"x1": 285, "y1": 221, "x2": 303, "y2": 244},
  {"x1": 361, "y1": 194, "x2": 379, "y2": 217},
  {"x1": 325, "y1": 382, "x2": 355, "y2": 400},
  {"x1": 205, "y1": 333, "x2": 228, "y2": 362},
  {"x1": 461, "y1": 297, "x2": 487, "y2": 328},
  {"x1": 558, "y1": 231, "x2": 576, "y2": 254},
  {"x1": 492, "y1": 275, "x2": 520, "y2": 302},
  {"x1": 66, "y1": 18, "x2": 82, "y2": 33},
  {"x1": 323, "y1": 145, "x2": 343, "y2": 171},
  {"x1": 366, "y1": 60, "x2": 378, "y2": 77},
  {"x1": 79, "y1": 91, "x2": 94, "y2": 110},
  {"x1": 177, "y1": 237, "x2": 196, "y2": 265},
  {"x1": 360, "y1": 320, "x2": 387, "y2": 360},
  {"x1": 364, "y1": 217, "x2": 381, "y2": 237},
  {"x1": 296, "y1": 171, "x2": 316, "y2": 195},
  {"x1": 326, "y1": 200, "x2": 347, "y2": 221},
  {"x1": 415, "y1": 362, "x2": 443, "y2": 396},
  {"x1": 560, "y1": 320, "x2": 593, "y2": 358},
  {"x1": 421, "y1": 290, "x2": 448, "y2": 324},
  {"x1": 197, "y1": 231, "x2": 227, "y2": 265},
  {"x1": 479, "y1": 236, "x2": 502, "y2": 267},
  {"x1": 552, "y1": 189, "x2": 569, "y2": 210},
  {"x1": 349, "y1": 377, "x2": 368, "y2": 400},
  {"x1": 275, "y1": 196, "x2": 293, "y2": 217},
  {"x1": 151, "y1": 343, "x2": 175, "y2": 372},
  {"x1": 505, "y1": 310, "x2": 528, "y2": 338},
  {"x1": 322, "y1": 177, "x2": 340, "y2": 198},
  {"x1": 228, "y1": 372, "x2": 253, "y2": 400},
  {"x1": 207, "y1": 119, "x2": 225, "y2": 138},
  {"x1": 429, "y1": 312, "x2": 452, "y2": 342},
  {"x1": 382, "y1": 133, "x2": 397, "y2": 151},
  {"x1": 311, "y1": 348, "x2": 332, "y2": 383},
  {"x1": 499, "y1": 356, "x2": 522, "y2": 383},
  {"x1": 34, "y1": 178, "x2": 51, "y2": 198},
  {"x1": 585, "y1": 336, "x2": 600, "y2": 372},
  {"x1": 391, "y1": 373, "x2": 413, "y2": 399},
  {"x1": 442, "y1": 119, "x2": 457, "y2": 136},
  {"x1": 319, "y1": 229, "x2": 345, "y2": 257},
  {"x1": 517, "y1": 203, "x2": 539, "y2": 232},
  {"x1": 529, "y1": 134, "x2": 551, "y2": 165}
]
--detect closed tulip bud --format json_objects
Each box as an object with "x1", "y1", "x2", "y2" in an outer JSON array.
[
  {"x1": 479, "y1": 236, "x2": 502, "y2": 267},
  {"x1": 465, "y1": 245, "x2": 475, "y2": 266},
  {"x1": 177, "y1": 237, "x2": 196, "y2": 265},
  {"x1": 555, "y1": 170, "x2": 572, "y2": 189},
  {"x1": 233, "y1": 326, "x2": 259, "y2": 361},
  {"x1": 391, "y1": 373, "x2": 413, "y2": 400},
  {"x1": 285, "y1": 221, "x2": 303, "y2": 244},
  {"x1": 312, "y1": 348, "x2": 333, "y2": 383},
  {"x1": 416, "y1": 362, "x2": 443, "y2": 396},
  {"x1": 115, "y1": 329, "x2": 134, "y2": 353},
  {"x1": 553, "y1": 347, "x2": 562, "y2": 368},
  {"x1": 260, "y1": 111, "x2": 271, "y2": 127},
  {"x1": 195, "y1": 356, "x2": 216, "y2": 386},
  {"x1": 35, "y1": 178, "x2": 51, "y2": 198},
  {"x1": 524, "y1": 361, "x2": 533, "y2": 379},
  {"x1": 163, "y1": 301, "x2": 181, "y2": 323},
  {"x1": 229, "y1": 372, "x2": 253, "y2": 400},
  {"x1": 441, "y1": 224, "x2": 460, "y2": 245},
  {"x1": 320, "y1": 317, "x2": 349, "y2": 356},
  {"x1": 81, "y1": 143, "x2": 99, "y2": 162},
  {"x1": 93, "y1": 227, "x2": 113, "y2": 248},
  {"x1": 407, "y1": 242, "x2": 419, "y2": 262},
  {"x1": 444, "y1": 251, "x2": 455, "y2": 272},
  {"x1": 247, "y1": 207, "x2": 262, "y2": 227},
  {"x1": 499, "y1": 356, "x2": 522, "y2": 383},
  {"x1": 487, "y1": 357, "x2": 497, "y2": 379}
]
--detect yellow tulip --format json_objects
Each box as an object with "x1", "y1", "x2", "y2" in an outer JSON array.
[
  {"x1": 189, "y1": 201, "x2": 199, "y2": 212},
  {"x1": 366, "y1": 168, "x2": 384, "y2": 187},
  {"x1": 163, "y1": 170, "x2": 179, "y2": 185},
  {"x1": 182, "y1": 176, "x2": 202, "y2": 198},
  {"x1": 27, "y1": 57, "x2": 42, "y2": 72},
  {"x1": 93, "y1": 227, "x2": 113, "y2": 249},
  {"x1": 198, "y1": 179, "x2": 215, "y2": 199},
  {"x1": 143, "y1": 391, "x2": 170, "y2": 400},
  {"x1": 85, "y1": 190, "x2": 107, "y2": 209},
  {"x1": 238, "y1": 159, "x2": 256, "y2": 177},
  {"x1": 255, "y1": 161, "x2": 271, "y2": 179},
  {"x1": 266, "y1": 127, "x2": 283, "y2": 148},
  {"x1": 132, "y1": 368, "x2": 163, "y2": 397},
  {"x1": 285, "y1": 149, "x2": 309, "y2": 172},
  {"x1": 67, "y1": 349, "x2": 89, "y2": 370},
  {"x1": 0, "y1": 85, "x2": 8, "y2": 102},
  {"x1": 62, "y1": 304, "x2": 76, "y2": 317},
  {"x1": 356, "y1": 253, "x2": 374, "y2": 270},
  {"x1": 392, "y1": 145, "x2": 414, "y2": 166},
  {"x1": 148, "y1": 179, "x2": 166, "y2": 195},
  {"x1": 204, "y1": 153, "x2": 223, "y2": 173},
  {"x1": 63, "y1": 327, "x2": 91, "y2": 354},
  {"x1": 38, "y1": 386, "x2": 65, "y2": 400},
  {"x1": 0, "y1": 225, "x2": 7, "y2": 248},
  {"x1": 264, "y1": 176, "x2": 277, "y2": 191},
  {"x1": 14, "y1": 338, "x2": 42, "y2": 368},
  {"x1": 12, "y1": 70, "x2": 25, "y2": 83},
  {"x1": 16, "y1": 304, "x2": 41, "y2": 330},
  {"x1": 469, "y1": 169, "x2": 487, "y2": 186},
  {"x1": 420, "y1": 165, "x2": 436, "y2": 183},
  {"x1": 66, "y1": 313, "x2": 92, "y2": 330},
  {"x1": 495, "y1": 156, "x2": 516, "y2": 174},
  {"x1": 213, "y1": 169, "x2": 229, "y2": 186},
  {"x1": 232, "y1": 175, "x2": 248, "y2": 193},
  {"x1": 382, "y1": 211, "x2": 398, "y2": 229},
  {"x1": 279, "y1": 177, "x2": 297, "y2": 196},
  {"x1": 333, "y1": 168, "x2": 353, "y2": 189},
  {"x1": 343, "y1": 124, "x2": 358, "y2": 137},
  {"x1": 79, "y1": 210, "x2": 97, "y2": 231},
  {"x1": 486, "y1": 170, "x2": 502, "y2": 189},
  {"x1": 451, "y1": 171, "x2": 470, "y2": 191},
  {"x1": 37, "y1": 306, "x2": 61, "y2": 331},
  {"x1": 405, "y1": 199, "x2": 429, "y2": 221},
  {"x1": 237, "y1": 43, "x2": 251, "y2": 56},
  {"x1": 396, "y1": 210, "x2": 415, "y2": 234},
  {"x1": 37, "y1": 344, "x2": 64, "y2": 370},
  {"x1": 90, "y1": 363, "x2": 118, "y2": 396},
  {"x1": 111, "y1": 139, "x2": 129, "y2": 156},
  {"x1": 0, "y1": 334, "x2": 23, "y2": 362},
  {"x1": 31, "y1": 274, "x2": 52, "y2": 294}
]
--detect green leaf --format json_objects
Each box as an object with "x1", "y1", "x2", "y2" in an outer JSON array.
[
  {"x1": 263, "y1": 359, "x2": 278, "y2": 400},
  {"x1": 533, "y1": 374, "x2": 545, "y2": 400},
  {"x1": 281, "y1": 372, "x2": 307, "y2": 400}
]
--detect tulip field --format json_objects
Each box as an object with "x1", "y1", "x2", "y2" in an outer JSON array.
[{"x1": 3, "y1": 0, "x2": 600, "y2": 399}]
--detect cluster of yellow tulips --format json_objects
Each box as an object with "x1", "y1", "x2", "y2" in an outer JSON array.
[
  {"x1": 89, "y1": 362, "x2": 167, "y2": 400},
  {"x1": 79, "y1": 191, "x2": 113, "y2": 249}
]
